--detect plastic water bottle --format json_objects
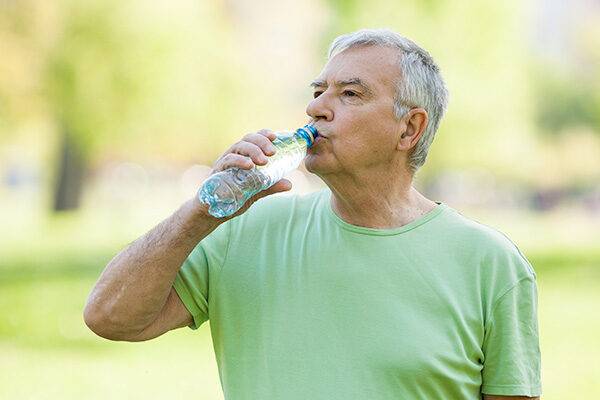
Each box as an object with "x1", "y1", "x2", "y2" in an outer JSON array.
[{"x1": 198, "y1": 124, "x2": 318, "y2": 218}]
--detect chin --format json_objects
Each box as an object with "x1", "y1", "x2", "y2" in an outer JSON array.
[
  {"x1": 304, "y1": 154, "x2": 321, "y2": 174},
  {"x1": 304, "y1": 154, "x2": 333, "y2": 175}
]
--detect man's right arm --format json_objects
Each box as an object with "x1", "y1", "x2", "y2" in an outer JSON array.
[
  {"x1": 83, "y1": 198, "x2": 221, "y2": 341},
  {"x1": 83, "y1": 129, "x2": 291, "y2": 342}
]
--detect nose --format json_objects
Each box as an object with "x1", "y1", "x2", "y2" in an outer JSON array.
[{"x1": 306, "y1": 93, "x2": 333, "y2": 123}]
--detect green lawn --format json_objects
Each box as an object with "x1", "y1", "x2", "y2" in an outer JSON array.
[
  {"x1": 0, "y1": 273, "x2": 224, "y2": 399},
  {"x1": 1, "y1": 204, "x2": 599, "y2": 399}
]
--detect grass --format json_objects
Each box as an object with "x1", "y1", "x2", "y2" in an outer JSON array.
[
  {"x1": 1, "y1": 200, "x2": 225, "y2": 399},
  {"x1": 0, "y1": 274, "x2": 223, "y2": 400}
]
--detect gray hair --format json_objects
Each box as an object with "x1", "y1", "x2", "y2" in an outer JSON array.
[{"x1": 328, "y1": 29, "x2": 449, "y2": 174}]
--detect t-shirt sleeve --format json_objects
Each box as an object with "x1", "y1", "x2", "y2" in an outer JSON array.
[
  {"x1": 172, "y1": 220, "x2": 232, "y2": 330},
  {"x1": 481, "y1": 276, "x2": 542, "y2": 397}
]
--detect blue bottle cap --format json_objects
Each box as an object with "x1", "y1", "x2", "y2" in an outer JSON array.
[{"x1": 296, "y1": 124, "x2": 319, "y2": 148}]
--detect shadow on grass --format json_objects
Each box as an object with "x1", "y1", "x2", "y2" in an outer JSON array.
[
  {"x1": 0, "y1": 250, "x2": 114, "y2": 285},
  {"x1": 527, "y1": 247, "x2": 600, "y2": 275}
]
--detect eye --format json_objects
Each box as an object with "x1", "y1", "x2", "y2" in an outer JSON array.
[
  {"x1": 342, "y1": 90, "x2": 358, "y2": 97},
  {"x1": 313, "y1": 91, "x2": 323, "y2": 98}
]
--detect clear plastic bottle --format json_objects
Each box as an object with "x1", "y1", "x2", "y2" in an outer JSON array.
[{"x1": 198, "y1": 124, "x2": 318, "y2": 218}]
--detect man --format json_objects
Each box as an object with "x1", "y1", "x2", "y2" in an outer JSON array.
[{"x1": 84, "y1": 29, "x2": 542, "y2": 399}]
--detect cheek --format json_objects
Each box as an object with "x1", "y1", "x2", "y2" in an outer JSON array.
[
  {"x1": 333, "y1": 136, "x2": 372, "y2": 164},
  {"x1": 337, "y1": 132, "x2": 397, "y2": 167},
  {"x1": 325, "y1": 107, "x2": 398, "y2": 164}
]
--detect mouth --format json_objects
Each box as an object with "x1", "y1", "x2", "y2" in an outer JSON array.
[
  {"x1": 307, "y1": 122, "x2": 328, "y2": 139},
  {"x1": 311, "y1": 136, "x2": 326, "y2": 148},
  {"x1": 313, "y1": 128, "x2": 328, "y2": 139}
]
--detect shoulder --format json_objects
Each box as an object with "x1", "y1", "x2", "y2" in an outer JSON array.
[{"x1": 440, "y1": 206, "x2": 536, "y2": 280}]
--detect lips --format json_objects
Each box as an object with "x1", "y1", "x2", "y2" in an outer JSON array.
[
  {"x1": 312, "y1": 136, "x2": 326, "y2": 147},
  {"x1": 313, "y1": 129, "x2": 328, "y2": 139}
]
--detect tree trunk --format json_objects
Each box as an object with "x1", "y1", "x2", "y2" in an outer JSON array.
[{"x1": 53, "y1": 129, "x2": 86, "y2": 212}]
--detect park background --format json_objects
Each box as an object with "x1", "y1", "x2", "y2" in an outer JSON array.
[{"x1": 1, "y1": 0, "x2": 599, "y2": 398}]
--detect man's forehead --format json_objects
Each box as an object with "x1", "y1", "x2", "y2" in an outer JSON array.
[{"x1": 311, "y1": 46, "x2": 400, "y2": 93}]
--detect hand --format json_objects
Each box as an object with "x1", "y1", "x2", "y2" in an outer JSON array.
[{"x1": 198, "y1": 129, "x2": 293, "y2": 220}]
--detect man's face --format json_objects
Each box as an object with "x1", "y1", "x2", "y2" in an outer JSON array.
[{"x1": 304, "y1": 45, "x2": 405, "y2": 177}]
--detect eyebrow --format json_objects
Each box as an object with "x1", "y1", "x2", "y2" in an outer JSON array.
[{"x1": 310, "y1": 77, "x2": 374, "y2": 96}]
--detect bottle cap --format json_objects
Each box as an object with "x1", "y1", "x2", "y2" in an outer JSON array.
[{"x1": 296, "y1": 124, "x2": 319, "y2": 148}]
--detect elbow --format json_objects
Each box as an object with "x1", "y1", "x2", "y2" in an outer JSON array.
[
  {"x1": 83, "y1": 301, "x2": 151, "y2": 342},
  {"x1": 83, "y1": 303, "x2": 115, "y2": 340},
  {"x1": 83, "y1": 302, "x2": 130, "y2": 341}
]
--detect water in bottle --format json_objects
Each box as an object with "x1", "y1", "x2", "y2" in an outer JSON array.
[{"x1": 198, "y1": 124, "x2": 318, "y2": 218}]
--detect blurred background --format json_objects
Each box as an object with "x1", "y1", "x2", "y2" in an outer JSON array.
[{"x1": 1, "y1": 0, "x2": 599, "y2": 398}]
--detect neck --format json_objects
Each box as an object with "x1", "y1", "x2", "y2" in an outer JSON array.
[{"x1": 321, "y1": 166, "x2": 437, "y2": 229}]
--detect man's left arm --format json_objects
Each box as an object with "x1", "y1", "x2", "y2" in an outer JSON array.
[{"x1": 481, "y1": 276, "x2": 542, "y2": 398}]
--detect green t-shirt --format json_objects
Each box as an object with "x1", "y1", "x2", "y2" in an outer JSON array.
[{"x1": 173, "y1": 188, "x2": 541, "y2": 399}]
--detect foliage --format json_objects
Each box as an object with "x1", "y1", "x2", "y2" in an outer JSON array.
[
  {"x1": 42, "y1": 0, "x2": 173, "y2": 157},
  {"x1": 533, "y1": 68, "x2": 600, "y2": 136}
]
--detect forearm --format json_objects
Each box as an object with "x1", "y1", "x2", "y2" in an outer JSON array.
[{"x1": 84, "y1": 197, "x2": 221, "y2": 339}]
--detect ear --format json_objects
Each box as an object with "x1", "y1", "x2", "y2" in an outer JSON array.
[{"x1": 397, "y1": 108, "x2": 428, "y2": 151}]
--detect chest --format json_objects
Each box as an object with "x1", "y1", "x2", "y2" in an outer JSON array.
[{"x1": 215, "y1": 241, "x2": 485, "y2": 369}]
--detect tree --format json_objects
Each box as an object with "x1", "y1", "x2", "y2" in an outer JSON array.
[{"x1": 44, "y1": 0, "x2": 169, "y2": 210}]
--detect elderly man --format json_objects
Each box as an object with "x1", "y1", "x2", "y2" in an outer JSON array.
[{"x1": 84, "y1": 29, "x2": 541, "y2": 399}]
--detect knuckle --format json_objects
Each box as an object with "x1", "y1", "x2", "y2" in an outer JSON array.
[
  {"x1": 240, "y1": 143, "x2": 261, "y2": 159},
  {"x1": 244, "y1": 129, "x2": 276, "y2": 144},
  {"x1": 258, "y1": 129, "x2": 276, "y2": 139},
  {"x1": 226, "y1": 155, "x2": 252, "y2": 169},
  {"x1": 230, "y1": 142, "x2": 251, "y2": 157},
  {"x1": 258, "y1": 133, "x2": 271, "y2": 142},
  {"x1": 265, "y1": 143, "x2": 277, "y2": 155},
  {"x1": 253, "y1": 155, "x2": 267, "y2": 165},
  {"x1": 219, "y1": 153, "x2": 244, "y2": 166},
  {"x1": 237, "y1": 131, "x2": 276, "y2": 157},
  {"x1": 234, "y1": 153, "x2": 251, "y2": 162},
  {"x1": 251, "y1": 145, "x2": 264, "y2": 157},
  {"x1": 251, "y1": 137, "x2": 273, "y2": 154},
  {"x1": 257, "y1": 135, "x2": 276, "y2": 154}
]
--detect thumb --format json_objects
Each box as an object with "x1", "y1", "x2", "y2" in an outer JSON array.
[
  {"x1": 270, "y1": 178, "x2": 293, "y2": 193},
  {"x1": 225, "y1": 178, "x2": 293, "y2": 220},
  {"x1": 258, "y1": 178, "x2": 292, "y2": 198}
]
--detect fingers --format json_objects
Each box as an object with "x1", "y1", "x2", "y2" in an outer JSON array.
[
  {"x1": 269, "y1": 178, "x2": 293, "y2": 193},
  {"x1": 247, "y1": 179, "x2": 293, "y2": 206},
  {"x1": 213, "y1": 129, "x2": 279, "y2": 173},
  {"x1": 248, "y1": 128, "x2": 277, "y2": 142},
  {"x1": 213, "y1": 153, "x2": 254, "y2": 172},
  {"x1": 241, "y1": 130, "x2": 278, "y2": 156},
  {"x1": 230, "y1": 141, "x2": 270, "y2": 166},
  {"x1": 204, "y1": 129, "x2": 292, "y2": 221}
]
